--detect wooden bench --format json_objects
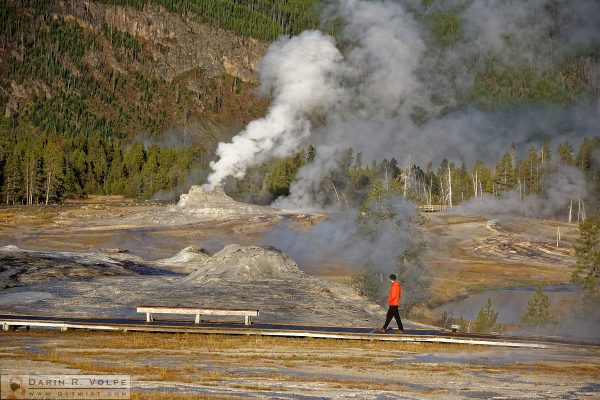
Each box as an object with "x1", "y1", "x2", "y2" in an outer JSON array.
[{"x1": 136, "y1": 306, "x2": 259, "y2": 326}]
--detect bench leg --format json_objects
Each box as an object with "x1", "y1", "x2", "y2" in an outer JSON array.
[
  {"x1": 245, "y1": 316, "x2": 252, "y2": 326},
  {"x1": 146, "y1": 313, "x2": 153, "y2": 322},
  {"x1": 195, "y1": 314, "x2": 201, "y2": 324},
  {"x1": 3, "y1": 324, "x2": 18, "y2": 332}
]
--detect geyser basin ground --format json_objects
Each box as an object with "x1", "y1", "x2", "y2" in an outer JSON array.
[
  {"x1": 0, "y1": 197, "x2": 596, "y2": 399},
  {"x1": 1, "y1": 330, "x2": 599, "y2": 399},
  {"x1": 0, "y1": 201, "x2": 581, "y2": 316},
  {"x1": 0, "y1": 244, "x2": 386, "y2": 327}
]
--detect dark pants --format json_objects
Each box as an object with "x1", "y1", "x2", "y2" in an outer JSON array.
[{"x1": 383, "y1": 306, "x2": 404, "y2": 330}]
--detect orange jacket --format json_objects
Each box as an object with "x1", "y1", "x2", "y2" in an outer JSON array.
[{"x1": 388, "y1": 281, "x2": 401, "y2": 306}]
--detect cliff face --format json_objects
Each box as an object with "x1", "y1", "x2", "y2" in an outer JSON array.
[{"x1": 51, "y1": 1, "x2": 266, "y2": 84}]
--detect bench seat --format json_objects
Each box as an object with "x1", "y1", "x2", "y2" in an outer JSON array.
[{"x1": 137, "y1": 305, "x2": 259, "y2": 325}]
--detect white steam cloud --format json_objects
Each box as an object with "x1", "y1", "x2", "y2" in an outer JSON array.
[
  {"x1": 205, "y1": 0, "x2": 599, "y2": 209},
  {"x1": 454, "y1": 164, "x2": 588, "y2": 218},
  {"x1": 205, "y1": 30, "x2": 344, "y2": 188}
]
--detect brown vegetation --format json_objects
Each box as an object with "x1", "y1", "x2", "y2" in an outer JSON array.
[{"x1": 1, "y1": 329, "x2": 598, "y2": 399}]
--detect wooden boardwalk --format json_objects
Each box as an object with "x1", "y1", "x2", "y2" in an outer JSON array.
[
  {"x1": 1, "y1": 313, "x2": 598, "y2": 349},
  {"x1": 418, "y1": 204, "x2": 455, "y2": 213}
]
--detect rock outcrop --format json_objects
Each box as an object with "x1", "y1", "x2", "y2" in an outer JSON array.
[
  {"x1": 51, "y1": 2, "x2": 266, "y2": 83},
  {"x1": 0, "y1": 245, "x2": 174, "y2": 290}
]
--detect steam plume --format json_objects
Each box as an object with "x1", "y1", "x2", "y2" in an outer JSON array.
[
  {"x1": 205, "y1": 0, "x2": 599, "y2": 209},
  {"x1": 454, "y1": 164, "x2": 588, "y2": 218},
  {"x1": 205, "y1": 30, "x2": 344, "y2": 188}
]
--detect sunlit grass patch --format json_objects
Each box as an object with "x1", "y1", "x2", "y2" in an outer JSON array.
[
  {"x1": 131, "y1": 392, "x2": 243, "y2": 400},
  {"x1": 4, "y1": 330, "x2": 483, "y2": 354}
]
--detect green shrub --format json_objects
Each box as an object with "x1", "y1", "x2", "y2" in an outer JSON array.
[
  {"x1": 520, "y1": 286, "x2": 554, "y2": 330},
  {"x1": 472, "y1": 298, "x2": 498, "y2": 333}
]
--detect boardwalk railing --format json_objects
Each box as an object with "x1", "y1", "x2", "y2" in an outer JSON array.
[{"x1": 418, "y1": 204, "x2": 455, "y2": 213}]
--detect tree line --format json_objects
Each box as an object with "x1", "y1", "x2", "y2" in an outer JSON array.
[
  {"x1": 229, "y1": 137, "x2": 600, "y2": 216},
  {"x1": 0, "y1": 117, "x2": 209, "y2": 205},
  {"x1": 95, "y1": 0, "x2": 320, "y2": 41}
]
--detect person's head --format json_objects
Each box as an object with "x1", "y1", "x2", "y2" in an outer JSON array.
[{"x1": 389, "y1": 274, "x2": 397, "y2": 282}]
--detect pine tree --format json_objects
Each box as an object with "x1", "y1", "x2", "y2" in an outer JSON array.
[
  {"x1": 541, "y1": 142, "x2": 551, "y2": 164},
  {"x1": 572, "y1": 214, "x2": 600, "y2": 299},
  {"x1": 473, "y1": 298, "x2": 498, "y2": 333},
  {"x1": 42, "y1": 139, "x2": 64, "y2": 204},
  {"x1": 494, "y1": 152, "x2": 516, "y2": 192},
  {"x1": 526, "y1": 145, "x2": 540, "y2": 193},
  {"x1": 557, "y1": 142, "x2": 575, "y2": 165},
  {"x1": 575, "y1": 137, "x2": 600, "y2": 171},
  {"x1": 307, "y1": 144, "x2": 315, "y2": 163},
  {"x1": 520, "y1": 287, "x2": 553, "y2": 330},
  {"x1": 266, "y1": 158, "x2": 297, "y2": 198},
  {"x1": 361, "y1": 179, "x2": 385, "y2": 216},
  {"x1": 3, "y1": 151, "x2": 22, "y2": 204}
]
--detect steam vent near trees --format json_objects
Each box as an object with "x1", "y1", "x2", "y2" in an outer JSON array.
[{"x1": 0, "y1": 0, "x2": 599, "y2": 399}]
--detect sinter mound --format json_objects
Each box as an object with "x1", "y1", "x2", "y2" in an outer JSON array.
[
  {"x1": 176, "y1": 185, "x2": 274, "y2": 215},
  {"x1": 156, "y1": 246, "x2": 211, "y2": 273},
  {"x1": 186, "y1": 244, "x2": 304, "y2": 282}
]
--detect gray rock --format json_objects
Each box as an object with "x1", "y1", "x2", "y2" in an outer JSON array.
[
  {"x1": 0, "y1": 244, "x2": 390, "y2": 327},
  {"x1": 0, "y1": 245, "x2": 175, "y2": 290},
  {"x1": 186, "y1": 244, "x2": 305, "y2": 283}
]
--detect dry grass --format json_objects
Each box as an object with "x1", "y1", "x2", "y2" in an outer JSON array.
[
  {"x1": 4, "y1": 330, "x2": 482, "y2": 354},
  {"x1": 0, "y1": 346, "x2": 224, "y2": 384},
  {"x1": 2, "y1": 330, "x2": 598, "y2": 399},
  {"x1": 227, "y1": 372, "x2": 446, "y2": 392},
  {"x1": 130, "y1": 392, "x2": 243, "y2": 400},
  {"x1": 425, "y1": 230, "x2": 573, "y2": 304},
  {"x1": 424, "y1": 214, "x2": 576, "y2": 306},
  {"x1": 269, "y1": 376, "x2": 400, "y2": 391},
  {"x1": 26, "y1": 351, "x2": 223, "y2": 383},
  {"x1": 490, "y1": 362, "x2": 600, "y2": 377},
  {"x1": 0, "y1": 329, "x2": 485, "y2": 391},
  {"x1": 429, "y1": 259, "x2": 573, "y2": 304},
  {"x1": 1, "y1": 348, "x2": 410, "y2": 394},
  {"x1": 0, "y1": 329, "x2": 488, "y2": 381},
  {"x1": 0, "y1": 206, "x2": 59, "y2": 228}
]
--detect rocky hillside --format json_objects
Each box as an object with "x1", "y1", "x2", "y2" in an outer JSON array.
[
  {"x1": 0, "y1": 0, "x2": 279, "y2": 143},
  {"x1": 0, "y1": 0, "x2": 319, "y2": 203}
]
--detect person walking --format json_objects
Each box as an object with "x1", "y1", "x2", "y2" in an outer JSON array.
[{"x1": 378, "y1": 274, "x2": 404, "y2": 333}]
